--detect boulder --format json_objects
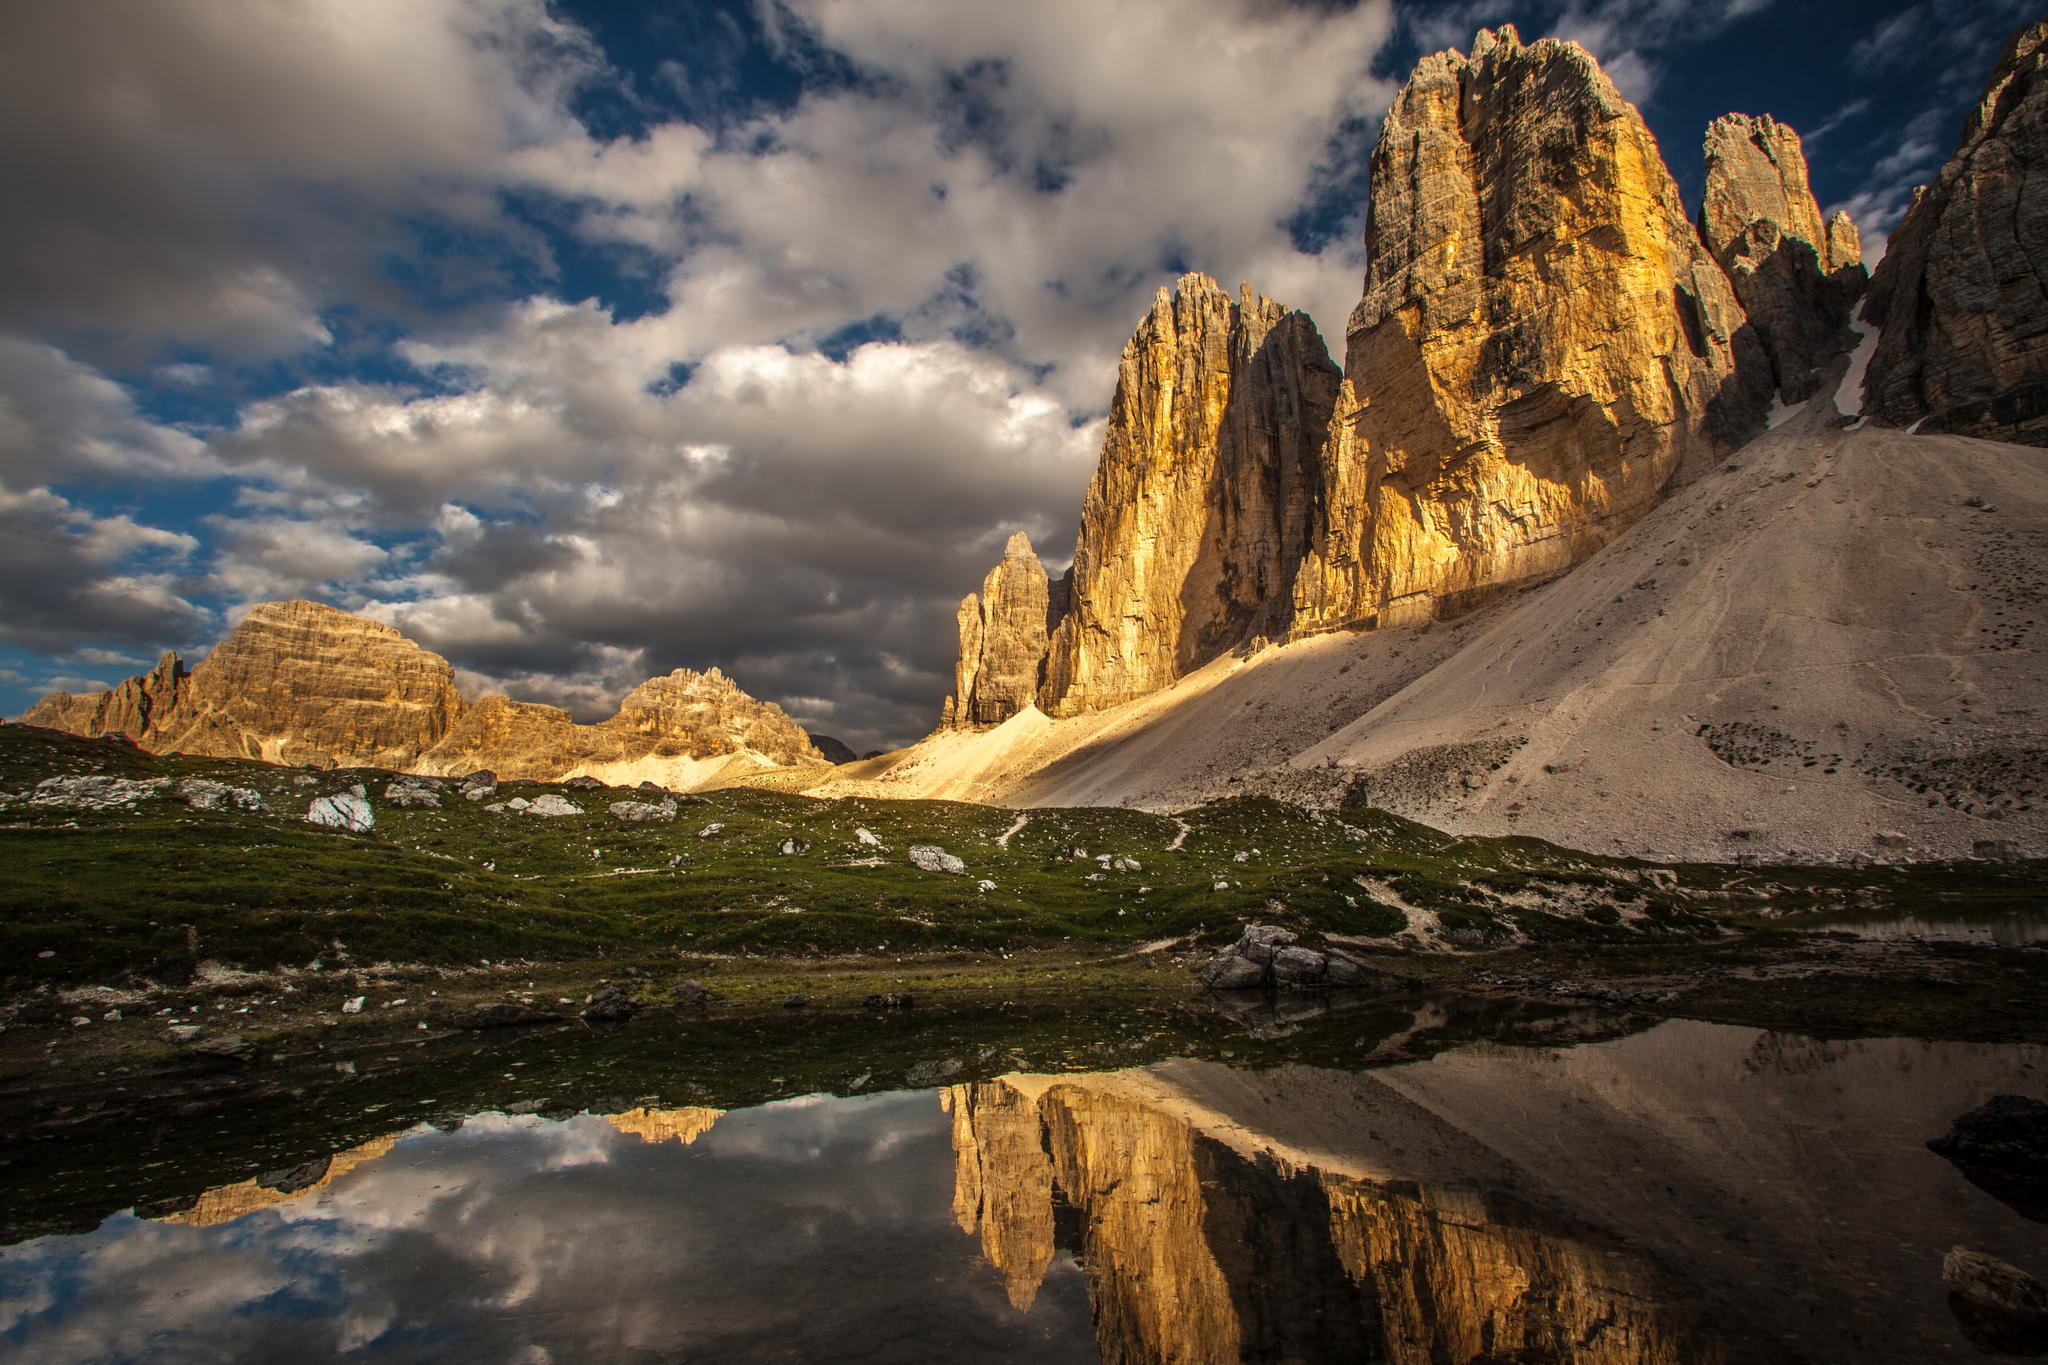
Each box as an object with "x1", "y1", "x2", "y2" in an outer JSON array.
[
  {"x1": 383, "y1": 779, "x2": 441, "y2": 809},
  {"x1": 908, "y1": 845, "x2": 966, "y2": 875},
  {"x1": 581, "y1": 983, "x2": 641, "y2": 1024},
  {"x1": 175, "y1": 778, "x2": 265, "y2": 812},
  {"x1": 1237, "y1": 925, "x2": 1298, "y2": 965},
  {"x1": 1271, "y1": 946, "x2": 1329, "y2": 985},
  {"x1": 668, "y1": 980, "x2": 715, "y2": 1011},
  {"x1": 609, "y1": 798, "x2": 678, "y2": 823},
  {"x1": 863, "y1": 992, "x2": 915, "y2": 1009},
  {"x1": 1946, "y1": 1246, "x2": 2048, "y2": 1319},
  {"x1": 452, "y1": 1003, "x2": 563, "y2": 1030},
  {"x1": 187, "y1": 1034, "x2": 257, "y2": 1063},
  {"x1": 521, "y1": 794, "x2": 582, "y2": 817},
  {"x1": 563, "y1": 775, "x2": 606, "y2": 790},
  {"x1": 305, "y1": 793, "x2": 374, "y2": 833},
  {"x1": 779, "y1": 838, "x2": 812, "y2": 855},
  {"x1": 31, "y1": 774, "x2": 171, "y2": 809},
  {"x1": 1200, "y1": 954, "x2": 1268, "y2": 990},
  {"x1": 1928, "y1": 1094, "x2": 2048, "y2": 1221}
]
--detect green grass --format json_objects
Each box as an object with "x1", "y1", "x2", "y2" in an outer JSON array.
[{"x1": 0, "y1": 724, "x2": 2041, "y2": 988}]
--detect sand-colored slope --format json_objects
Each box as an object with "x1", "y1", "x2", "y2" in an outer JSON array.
[{"x1": 836, "y1": 393, "x2": 2047, "y2": 863}]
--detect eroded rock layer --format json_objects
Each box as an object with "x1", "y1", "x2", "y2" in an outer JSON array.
[
  {"x1": 1039, "y1": 274, "x2": 1340, "y2": 717},
  {"x1": 1295, "y1": 25, "x2": 1763, "y2": 637},
  {"x1": 1700, "y1": 112, "x2": 1867, "y2": 402},
  {"x1": 23, "y1": 600, "x2": 825, "y2": 783},
  {"x1": 1863, "y1": 21, "x2": 2048, "y2": 445}
]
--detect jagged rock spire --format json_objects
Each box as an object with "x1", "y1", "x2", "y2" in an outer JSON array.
[
  {"x1": 1700, "y1": 112, "x2": 1867, "y2": 403},
  {"x1": 942, "y1": 530, "x2": 1056, "y2": 729}
]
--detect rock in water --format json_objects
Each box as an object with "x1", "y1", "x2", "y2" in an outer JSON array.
[
  {"x1": 1928, "y1": 1093, "x2": 2048, "y2": 1222},
  {"x1": 908, "y1": 845, "x2": 967, "y2": 875},
  {"x1": 1864, "y1": 20, "x2": 2048, "y2": 444},
  {"x1": 943, "y1": 531, "x2": 1057, "y2": 728},
  {"x1": 305, "y1": 793, "x2": 374, "y2": 833},
  {"x1": 581, "y1": 984, "x2": 640, "y2": 1024},
  {"x1": 1296, "y1": 25, "x2": 1762, "y2": 639},
  {"x1": 452, "y1": 1003, "x2": 563, "y2": 1030},
  {"x1": 1040, "y1": 276, "x2": 1340, "y2": 716},
  {"x1": 1699, "y1": 113, "x2": 1867, "y2": 402}
]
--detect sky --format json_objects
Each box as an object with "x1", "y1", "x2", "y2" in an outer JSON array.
[{"x1": 0, "y1": 0, "x2": 2035, "y2": 752}]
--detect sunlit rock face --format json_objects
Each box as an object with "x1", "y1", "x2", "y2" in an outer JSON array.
[
  {"x1": 1864, "y1": 21, "x2": 2048, "y2": 445},
  {"x1": 601, "y1": 1106, "x2": 725, "y2": 1146},
  {"x1": 22, "y1": 601, "x2": 825, "y2": 782},
  {"x1": 1038, "y1": 274, "x2": 1341, "y2": 717},
  {"x1": 1700, "y1": 113, "x2": 1867, "y2": 403},
  {"x1": 26, "y1": 600, "x2": 466, "y2": 770},
  {"x1": 1294, "y1": 25, "x2": 1762, "y2": 637},
  {"x1": 942, "y1": 1084, "x2": 1056, "y2": 1311},
  {"x1": 942, "y1": 532, "x2": 1057, "y2": 729}
]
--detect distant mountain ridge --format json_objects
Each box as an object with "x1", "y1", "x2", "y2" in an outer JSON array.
[{"x1": 22, "y1": 600, "x2": 830, "y2": 786}]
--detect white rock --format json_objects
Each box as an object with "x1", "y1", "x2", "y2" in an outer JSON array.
[
  {"x1": 610, "y1": 798, "x2": 677, "y2": 823},
  {"x1": 31, "y1": 775, "x2": 171, "y2": 809},
  {"x1": 1214, "y1": 880, "x2": 1231, "y2": 891},
  {"x1": 1232, "y1": 851, "x2": 1250, "y2": 863},
  {"x1": 699, "y1": 823, "x2": 726, "y2": 838},
  {"x1": 176, "y1": 778, "x2": 266, "y2": 812},
  {"x1": 464, "y1": 786, "x2": 494, "y2": 801},
  {"x1": 349, "y1": 784, "x2": 367, "y2": 798},
  {"x1": 341, "y1": 996, "x2": 365, "y2": 1014},
  {"x1": 306, "y1": 793, "x2": 374, "y2": 833},
  {"x1": 779, "y1": 838, "x2": 811, "y2": 855},
  {"x1": 521, "y1": 794, "x2": 582, "y2": 817},
  {"x1": 383, "y1": 780, "x2": 441, "y2": 808},
  {"x1": 908, "y1": 845, "x2": 966, "y2": 875},
  {"x1": 1111, "y1": 856, "x2": 1142, "y2": 872},
  {"x1": 854, "y1": 827, "x2": 882, "y2": 846},
  {"x1": 977, "y1": 879, "x2": 996, "y2": 892},
  {"x1": 482, "y1": 803, "x2": 508, "y2": 813}
]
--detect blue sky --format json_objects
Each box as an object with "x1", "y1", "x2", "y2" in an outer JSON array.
[{"x1": 0, "y1": 0, "x2": 2033, "y2": 751}]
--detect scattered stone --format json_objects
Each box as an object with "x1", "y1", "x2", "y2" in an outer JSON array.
[
  {"x1": 306, "y1": 793, "x2": 374, "y2": 833},
  {"x1": 1947, "y1": 1246, "x2": 2048, "y2": 1318},
  {"x1": 779, "y1": 838, "x2": 811, "y2": 855},
  {"x1": 341, "y1": 996, "x2": 365, "y2": 1014},
  {"x1": 698, "y1": 823, "x2": 726, "y2": 838},
  {"x1": 1198, "y1": 924, "x2": 1394, "y2": 992},
  {"x1": 669, "y1": 980, "x2": 715, "y2": 1011},
  {"x1": 853, "y1": 827, "x2": 883, "y2": 847},
  {"x1": 581, "y1": 983, "x2": 641, "y2": 1024},
  {"x1": 506, "y1": 1099, "x2": 548, "y2": 1115},
  {"x1": 348, "y1": 784, "x2": 367, "y2": 798},
  {"x1": 783, "y1": 994, "x2": 809, "y2": 1009},
  {"x1": 31, "y1": 775, "x2": 171, "y2": 809},
  {"x1": 908, "y1": 845, "x2": 966, "y2": 875},
  {"x1": 563, "y1": 775, "x2": 606, "y2": 790},
  {"x1": 610, "y1": 798, "x2": 678, "y2": 823},
  {"x1": 453, "y1": 1003, "x2": 563, "y2": 1030},
  {"x1": 175, "y1": 778, "x2": 266, "y2": 813},
  {"x1": 905, "y1": 1057, "x2": 963, "y2": 1087},
  {"x1": 1111, "y1": 856, "x2": 1142, "y2": 872},
  {"x1": 521, "y1": 794, "x2": 582, "y2": 817},
  {"x1": 383, "y1": 778, "x2": 441, "y2": 808},
  {"x1": 466, "y1": 786, "x2": 497, "y2": 801},
  {"x1": 188, "y1": 1034, "x2": 256, "y2": 1063},
  {"x1": 977, "y1": 879, "x2": 996, "y2": 893},
  {"x1": 1873, "y1": 831, "x2": 1910, "y2": 850},
  {"x1": 863, "y1": 993, "x2": 915, "y2": 1010},
  {"x1": 292, "y1": 775, "x2": 317, "y2": 787}
]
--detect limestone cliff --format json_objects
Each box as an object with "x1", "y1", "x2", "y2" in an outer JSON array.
[
  {"x1": 23, "y1": 600, "x2": 825, "y2": 784},
  {"x1": 1295, "y1": 25, "x2": 1762, "y2": 637},
  {"x1": 941, "y1": 532, "x2": 1057, "y2": 729},
  {"x1": 1863, "y1": 20, "x2": 2048, "y2": 445},
  {"x1": 1038, "y1": 275, "x2": 1340, "y2": 717},
  {"x1": 1700, "y1": 113, "x2": 1866, "y2": 402}
]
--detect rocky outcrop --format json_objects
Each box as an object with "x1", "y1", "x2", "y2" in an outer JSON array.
[
  {"x1": 941, "y1": 531, "x2": 1058, "y2": 728},
  {"x1": 1700, "y1": 113, "x2": 1867, "y2": 402},
  {"x1": 1864, "y1": 21, "x2": 2048, "y2": 444},
  {"x1": 1294, "y1": 26, "x2": 1762, "y2": 638},
  {"x1": 22, "y1": 600, "x2": 825, "y2": 785},
  {"x1": 1039, "y1": 275, "x2": 1340, "y2": 717}
]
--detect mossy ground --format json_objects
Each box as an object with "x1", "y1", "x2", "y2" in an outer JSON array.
[{"x1": 3, "y1": 724, "x2": 2040, "y2": 996}]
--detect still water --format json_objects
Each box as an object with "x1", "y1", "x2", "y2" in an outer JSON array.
[{"x1": 3, "y1": 1017, "x2": 2045, "y2": 1363}]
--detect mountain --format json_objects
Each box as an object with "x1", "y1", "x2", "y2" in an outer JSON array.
[
  {"x1": 849, "y1": 22, "x2": 2048, "y2": 864},
  {"x1": 20, "y1": 599, "x2": 828, "y2": 786}
]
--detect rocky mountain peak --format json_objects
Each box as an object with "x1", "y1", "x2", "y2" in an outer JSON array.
[
  {"x1": 943, "y1": 530, "x2": 1057, "y2": 729},
  {"x1": 1863, "y1": 20, "x2": 2048, "y2": 444},
  {"x1": 1700, "y1": 112, "x2": 1867, "y2": 403}
]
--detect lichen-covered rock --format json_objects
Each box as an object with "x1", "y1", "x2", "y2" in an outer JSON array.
[
  {"x1": 30, "y1": 774, "x2": 171, "y2": 809},
  {"x1": 1295, "y1": 25, "x2": 1761, "y2": 638},
  {"x1": 944, "y1": 531, "x2": 1056, "y2": 728},
  {"x1": 1270, "y1": 945, "x2": 1329, "y2": 985},
  {"x1": 175, "y1": 778, "x2": 265, "y2": 812},
  {"x1": 1040, "y1": 274, "x2": 1340, "y2": 716},
  {"x1": 1700, "y1": 113, "x2": 1866, "y2": 402},
  {"x1": 909, "y1": 845, "x2": 967, "y2": 875},
  {"x1": 1864, "y1": 21, "x2": 2048, "y2": 444},
  {"x1": 609, "y1": 798, "x2": 677, "y2": 823},
  {"x1": 521, "y1": 794, "x2": 582, "y2": 817},
  {"x1": 1235, "y1": 925, "x2": 1298, "y2": 965},
  {"x1": 305, "y1": 793, "x2": 373, "y2": 832},
  {"x1": 382, "y1": 778, "x2": 440, "y2": 809}
]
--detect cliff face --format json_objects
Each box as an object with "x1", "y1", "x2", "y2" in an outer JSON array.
[
  {"x1": 22, "y1": 601, "x2": 825, "y2": 783},
  {"x1": 941, "y1": 532, "x2": 1057, "y2": 729},
  {"x1": 1294, "y1": 26, "x2": 1762, "y2": 637},
  {"x1": 1038, "y1": 275, "x2": 1340, "y2": 717},
  {"x1": 1700, "y1": 113, "x2": 1867, "y2": 403},
  {"x1": 1864, "y1": 21, "x2": 2048, "y2": 445}
]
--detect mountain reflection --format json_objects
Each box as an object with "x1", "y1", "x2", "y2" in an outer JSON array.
[{"x1": 3, "y1": 1022, "x2": 2042, "y2": 1363}]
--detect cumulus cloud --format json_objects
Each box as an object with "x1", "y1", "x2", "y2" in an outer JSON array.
[
  {"x1": 0, "y1": 336, "x2": 212, "y2": 485},
  {"x1": 0, "y1": 484, "x2": 209, "y2": 656}
]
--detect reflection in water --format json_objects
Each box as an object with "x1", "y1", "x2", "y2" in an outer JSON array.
[
  {"x1": 1787, "y1": 911, "x2": 2048, "y2": 945},
  {"x1": 3, "y1": 1024, "x2": 2045, "y2": 1362}
]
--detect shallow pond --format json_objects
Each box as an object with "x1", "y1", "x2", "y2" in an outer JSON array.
[
  {"x1": 3, "y1": 1008, "x2": 2046, "y2": 1362},
  {"x1": 1783, "y1": 907, "x2": 2048, "y2": 945}
]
